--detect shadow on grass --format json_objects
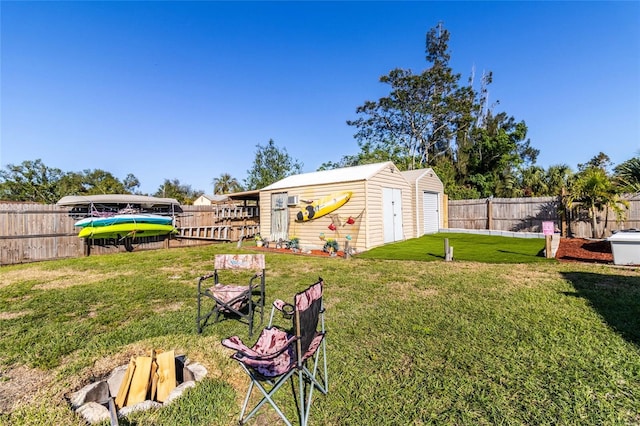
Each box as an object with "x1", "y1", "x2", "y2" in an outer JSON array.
[
  {"x1": 561, "y1": 271, "x2": 640, "y2": 346},
  {"x1": 558, "y1": 256, "x2": 612, "y2": 265},
  {"x1": 498, "y1": 249, "x2": 544, "y2": 258},
  {"x1": 426, "y1": 253, "x2": 445, "y2": 259}
]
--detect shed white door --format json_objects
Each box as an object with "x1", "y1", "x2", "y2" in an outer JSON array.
[
  {"x1": 270, "y1": 192, "x2": 289, "y2": 242},
  {"x1": 383, "y1": 188, "x2": 403, "y2": 243},
  {"x1": 423, "y1": 191, "x2": 440, "y2": 234}
]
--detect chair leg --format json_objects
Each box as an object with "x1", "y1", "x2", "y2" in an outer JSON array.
[
  {"x1": 248, "y1": 299, "x2": 254, "y2": 338},
  {"x1": 196, "y1": 294, "x2": 201, "y2": 333},
  {"x1": 298, "y1": 369, "x2": 307, "y2": 426},
  {"x1": 300, "y1": 340, "x2": 328, "y2": 425},
  {"x1": 238, "y1": 365, "x2": 298, "y2": 426},
  {"x1": 196, "y1": 293, "x2": 208, "y2": 334},
  {"x1": 239, "y1": 379, "x2": 254, "y2": 422}
]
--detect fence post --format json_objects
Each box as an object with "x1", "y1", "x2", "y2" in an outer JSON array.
[
  {"x1": 487, "y1": 198, "x2": 493, "y2": 230},
  {"x1": 559, "y1": 190, "x2": 568, "y2": 237},
  {"x1": 444, "y1": 238, "x2": 453, "y2": 261}
]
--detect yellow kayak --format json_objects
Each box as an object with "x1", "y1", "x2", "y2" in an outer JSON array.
[
  {"x1": 296, "y1": 191, "x2": 352, "y2": 222},
  {"x1": 78, "y1": 223, "x2": 176, "y2": 239}
]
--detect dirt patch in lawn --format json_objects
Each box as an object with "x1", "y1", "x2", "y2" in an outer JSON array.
[
  {"x1": 0, "y1": 365, "x2": 52, "y2": 413},
  {"x1": 555, "y1": 238, "x2": 613, "y2": 264}
]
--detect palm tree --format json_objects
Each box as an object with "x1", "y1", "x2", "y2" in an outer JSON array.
[
  {"x1": 566, "y1": 167, "x2": 628, "y2": 238},
  {"x1": 614, "y1": 155, "x2": 640, "y2": 194},
  {"x1": 519, "y1": 165, "x2": 548, "y2": 196},
  {"x1": 545, "y1": 164, "x2": 573, "y2": 196},
  {"x1": 212, "y1": 173, "x2": 242, "y2": 194}
]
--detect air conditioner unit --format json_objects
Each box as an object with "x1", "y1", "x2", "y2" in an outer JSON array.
[{"x1": 287, "y1": 196, "x2": 299, "y2": 206}]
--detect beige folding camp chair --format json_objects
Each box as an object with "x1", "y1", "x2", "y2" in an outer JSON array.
[{"x1": 196, "y1": 254, "x2": 265, "y2": 337}]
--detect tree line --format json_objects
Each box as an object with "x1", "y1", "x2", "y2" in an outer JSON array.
[
  {"x1": 0, "y1": 139, "x2": 301, "y2": 205},
  {"x1": 1, "y1": 23, "x2": 638, "y2": 217}
]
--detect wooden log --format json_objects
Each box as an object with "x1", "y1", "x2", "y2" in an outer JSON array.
[
  {"x1": 148, "y1": 349, "x2": 158, "y2": 402},
  {"x1": 156, "y1": 350, "x2": 176, "y2": 402},
  {"x1": 126, "y1": 356, "x2": 153, "y2": 406},
  {"x1": 115, "y1": 359, "x2": 136, "y2": 408}
]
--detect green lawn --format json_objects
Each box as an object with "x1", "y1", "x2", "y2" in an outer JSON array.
[
  {"x1": 357, "y1": 232, "x2": 553, "y2": 263},
  {"x1": 1, "y1": 237, "x2": 638, "y2": 425}
]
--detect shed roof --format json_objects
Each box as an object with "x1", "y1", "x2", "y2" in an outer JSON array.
[
  {"x1": 199, "y1": 194, "x2": 230, "y2": 203},
  {"x1": 262, "y1": 161, "x2": 396, "y2": 191},
  {"x1": 226, "y1": 189, "x2": 260, "y2": 201},
  {"x1": 400, "y1": 168, "x2": 439, "y2": 183}
]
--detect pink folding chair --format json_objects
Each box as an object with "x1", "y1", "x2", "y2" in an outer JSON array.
[{"x1": 222, "y1": 278, "x2": 328, "y2": 426}]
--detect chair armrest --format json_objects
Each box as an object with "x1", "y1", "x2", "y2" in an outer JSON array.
[
  {"x1": 197, "y1": 273, "x2": 215, "y2": 293},
  {"x1": 272, "y1": 300, "x2": 294, "y2": 315},
  {"x1": 268, "y1": 300, "x2": 294, "y2": 326},
  {"x1": 249, "y1": 272, "x2": 263, "y2": 288}
]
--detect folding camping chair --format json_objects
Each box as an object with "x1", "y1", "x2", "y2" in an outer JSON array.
[
  {"x1": 196, "y1": 254, "x2": 266, "y2": 337},
  {"x1": 221, "y1": 278, "x2": 328, "y2": 426}
]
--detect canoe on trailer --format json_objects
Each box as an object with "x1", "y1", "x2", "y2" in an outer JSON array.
[
  {"x1": 78, "y1": 223, "x2": 177, "y2": 239},
  {"x1": 74, "y1": 214, "x2": 173, "y2": 228}
]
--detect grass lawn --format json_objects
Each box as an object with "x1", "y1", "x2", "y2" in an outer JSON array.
[
  {"x1": 1, "y1": 236, "x2": 639, "y2": 425},
  {"x1": 357, "y1": 232, "x2": 552, "y2": 263}
]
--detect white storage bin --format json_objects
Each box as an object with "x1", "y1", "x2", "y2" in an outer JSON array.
[{"x1": 607, "y1": 230, "x2": 640, "y2": 265}]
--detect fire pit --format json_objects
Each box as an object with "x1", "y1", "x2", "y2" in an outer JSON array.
[{"x1": 69, "y1": 350, "x2": 207, "y2": 424}]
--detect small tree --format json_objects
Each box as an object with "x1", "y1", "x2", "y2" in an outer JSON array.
[
  {"x1": 244, "y1": 139, "x2": 302, "y2": 190},
  {"x1": 154, "y1": 179, "x2": 203, "y2": 205},
  {"x1": 566, "y1": 166, "x2": 627, "y2": 238}
]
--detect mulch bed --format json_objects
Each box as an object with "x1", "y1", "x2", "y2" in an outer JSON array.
[{"x1": 555, "y1": 238, "x2": 613, "y2": 264}]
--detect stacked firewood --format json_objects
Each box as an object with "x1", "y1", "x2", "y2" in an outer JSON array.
[{"x1": 115, "y1": 349, "x2": 176, "y2": 408}]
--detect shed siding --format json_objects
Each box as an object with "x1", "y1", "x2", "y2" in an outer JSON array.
[
  {"x1": 261, "y1": 181, "x2": 368, "y2": 251},
  {"x1": 404, "y1": 169, "x2": 445, "y2": 237},
  {"x1": 364, "y1": 167, "x2": 413, "y2": 249},
  {"x1": 415, "y1": 171, "x2": 444, "y2": 236}
]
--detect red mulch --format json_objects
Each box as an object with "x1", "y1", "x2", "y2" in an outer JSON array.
[{"x1": 555, "y1": 238, "x2": 613, "y2": 264}]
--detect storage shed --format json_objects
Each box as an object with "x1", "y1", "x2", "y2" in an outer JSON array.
[
  {"x1": 400, "y1": 168, "x2": 445, "y2": 237},
  {"x1": 259, "y1": 161, "x2": 444, "y2": 253}
]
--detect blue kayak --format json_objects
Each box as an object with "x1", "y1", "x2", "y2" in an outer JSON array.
[{"x1": 74, "y1": 214, "x2": 173, "y2": 228}]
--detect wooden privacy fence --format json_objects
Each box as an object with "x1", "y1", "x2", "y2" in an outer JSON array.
[
  {"x1": 447, "y1": 195, "x2": 640, "y2": 238},
  {"x1": 0, "y1": 202, "x2": 260, "y2": 266}
]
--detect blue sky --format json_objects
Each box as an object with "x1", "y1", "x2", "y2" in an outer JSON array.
[{"x1": 2, "y1": 1, "x2": 639, "y2": 195}]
